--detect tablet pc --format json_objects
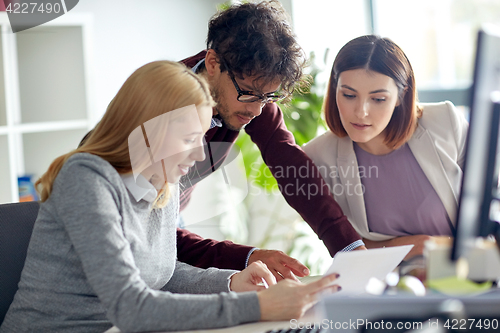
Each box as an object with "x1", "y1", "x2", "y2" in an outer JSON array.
[{"x1": 324, "y1": 245, "x2": 414, "y2": 295}]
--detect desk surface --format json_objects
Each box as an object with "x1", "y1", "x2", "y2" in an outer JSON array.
[
  {"x1": 104, "y1": 302, "x2": 320, "y2": 333},
  {"x1": 104, "y1": 277, "x2": 323, "y2": 333},
  {"x1": 104, "y1": 291, "x2": 500, "y2": 333},
  {"x1": 104, "y1": 320, "x2": 292, "y2": 333}
]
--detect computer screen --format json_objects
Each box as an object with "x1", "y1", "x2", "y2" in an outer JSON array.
[{"x1": 451, "y1": 26, "x2": 500, "y2": 261}]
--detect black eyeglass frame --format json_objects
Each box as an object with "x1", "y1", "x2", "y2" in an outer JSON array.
[{"x1": 219, "y1": 57, "x2": 284, "y2": 104}]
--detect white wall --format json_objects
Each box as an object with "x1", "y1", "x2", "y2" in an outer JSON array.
[{"x1": 71, "y1": 0, "x2": 221, "y2": 123}]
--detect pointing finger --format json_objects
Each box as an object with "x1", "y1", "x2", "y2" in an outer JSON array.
[
  {"x1": 279, "y1": 255, "x2": 310, "y2": 277},
  {"x1": 304, "y1": 273, "x2": 340, "y2": 294}
]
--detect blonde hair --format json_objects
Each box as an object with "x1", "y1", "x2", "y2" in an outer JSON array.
[{"x1": 36, "y1": 61, "x2": 214, "y2": 208}]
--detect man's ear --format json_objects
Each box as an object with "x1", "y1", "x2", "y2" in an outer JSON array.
[{"x1": 205, "y1": 49, "x2": 220, "y2": 77}]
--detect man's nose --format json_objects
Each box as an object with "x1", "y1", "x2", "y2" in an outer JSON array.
[{"x1": 245, "y1": 101, "x2": 265, "y2": 118}]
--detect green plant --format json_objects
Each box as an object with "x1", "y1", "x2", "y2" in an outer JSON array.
[{"x1": 216, "y1": 1, "x2": 232, "y2": 12}]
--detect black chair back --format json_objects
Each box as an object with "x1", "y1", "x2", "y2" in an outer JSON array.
[{"x1": 0, "y1": 201, "x2": 39, "y2": 324}]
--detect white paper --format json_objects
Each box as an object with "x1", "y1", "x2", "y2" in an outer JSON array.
[{"x1": 324, "y1": 245, "x2": 414, "y2": 295}]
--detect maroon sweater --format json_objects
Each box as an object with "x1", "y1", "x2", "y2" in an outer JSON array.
[{"x1": 176, "y1": 51, "x2": 361, "y2": 270}]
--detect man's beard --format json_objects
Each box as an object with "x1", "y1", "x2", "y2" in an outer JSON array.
[{"x1": 210, "y1": 83, "x2": 243, "y2": 131}]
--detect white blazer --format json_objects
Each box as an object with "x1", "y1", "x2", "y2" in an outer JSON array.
[{"x1": 303, "y1": 101, "x2": 469, "y2": 241}]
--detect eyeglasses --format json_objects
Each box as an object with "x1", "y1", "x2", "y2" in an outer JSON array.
[{"x1": 220, "y1": 58, "x2": 284, "y2": 104}]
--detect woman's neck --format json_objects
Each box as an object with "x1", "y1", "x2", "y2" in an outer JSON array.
[{"x1": 355, "y1": 137, "x2": 394, "y2": 156}]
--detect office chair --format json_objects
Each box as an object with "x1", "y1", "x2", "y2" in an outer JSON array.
[{"x1": 0, "y1": 201, "x2": 40, "y2": 324}]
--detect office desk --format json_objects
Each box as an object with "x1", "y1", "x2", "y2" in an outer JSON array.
[
  {"x1": 103, "y1": 277, "x2": 324, "y2": 333},
  {"x1": 104, "y1": 320, "x2": 291, "y2": 333},
  {"x1": 104, "y1": 290, "x2": 500, "y2": 333},
  {"x1": 320, "y1": 290, "x2": 500, "y2": 333},
  {"x1": 103, "y1": 302, "x2": 320, "y2": 333}
]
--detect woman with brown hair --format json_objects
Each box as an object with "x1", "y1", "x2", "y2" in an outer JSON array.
[
  {"x1": 1, "y1": 61, "x2": 339, "y2": 333},
  {"x1": 304, "y1": 35, "x2": 468, "y2": 259}
]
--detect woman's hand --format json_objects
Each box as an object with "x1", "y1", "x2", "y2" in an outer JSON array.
[
  {"x1": 257, "y1": 273, "x2": 341, "y2": 321},
  {"x1": 389, "y1": 235, "x2": 432, "y2": 259},
  {"x1": 229, "y1": 261, "x2": 277, "y2": 292}
]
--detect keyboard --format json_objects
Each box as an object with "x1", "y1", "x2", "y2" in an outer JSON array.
[{"x1": 265, "y1": 328, "x2": 324, "y2": 333}]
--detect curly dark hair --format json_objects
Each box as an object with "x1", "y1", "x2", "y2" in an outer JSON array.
[{"x1": 207, "y1": 0, "x2": 307, "y2": 101}]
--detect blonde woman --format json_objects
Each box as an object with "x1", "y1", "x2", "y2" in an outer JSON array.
[{"x1": 0, "y1": 61, "x2": 339, "y2": 333}]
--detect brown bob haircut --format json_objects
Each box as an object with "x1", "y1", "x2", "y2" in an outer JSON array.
[{"x1": 324, "y1": 35, "x2": 422, "y2": 150}]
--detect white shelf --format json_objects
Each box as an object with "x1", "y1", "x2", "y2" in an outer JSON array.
[
  {"x1": 0, "y1": 119, "x2": 89, "y2": 134},
  {"x1": 0, "y1": 31, "x2": 6, "y2": 127},
  {"x1": 0, "y1": 135, "x2": 12, "y2": 204},
  {"x1": 23, "y1": 129, "x2": 89, "y2": 181},
  {"x1": 0, "y1": 13, "x2": 94, "y2": 204},
  {"x1": 17, "y1": 25, "x2": 87, "y2": 123},
  {"x1": 17, "y1": 119, "x2": 90, "y2": 133}
]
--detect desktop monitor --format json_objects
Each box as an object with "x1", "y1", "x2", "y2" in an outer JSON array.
[{"x1": 451, "y1": 26, "x2": 500, "y2": 261}]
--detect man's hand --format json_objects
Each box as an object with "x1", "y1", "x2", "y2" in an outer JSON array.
[{"x1": 248, "y1": 249, "x2": 309, "y2": 281}]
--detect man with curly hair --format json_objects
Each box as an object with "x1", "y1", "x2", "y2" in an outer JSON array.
[{"x1": 177, "y1": 1, "x2": 366, "y2": 281}]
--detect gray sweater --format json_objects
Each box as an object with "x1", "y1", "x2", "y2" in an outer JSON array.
[{"x1": 0, "y1": 154, "x2": 260, "y2": 333}]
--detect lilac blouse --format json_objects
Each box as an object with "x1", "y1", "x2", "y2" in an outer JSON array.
[{"x1": 354, "y1": 143, "x2": 453, "y2": 236}]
